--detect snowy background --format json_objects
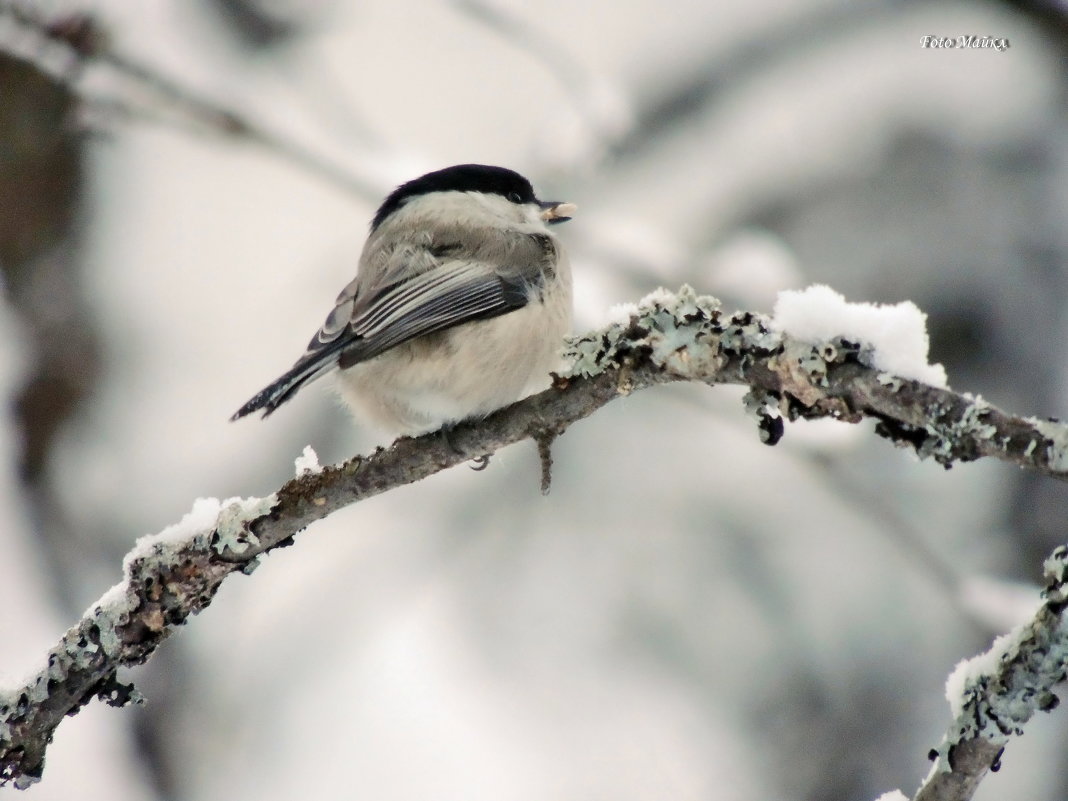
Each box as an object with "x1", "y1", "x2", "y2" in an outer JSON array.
[{"x1": 2, "y1": 0, "x2": 1067, "y2": 799}]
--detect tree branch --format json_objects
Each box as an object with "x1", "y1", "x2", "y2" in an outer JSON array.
[
  {"x1": 912, "y1": 544, "x2": 1068, "y2": 801},
  {"x1": 2, "y1": 287, "x2": 1067, "y2": 788},
  {"x1": 0, "y1": 0, "x2": 384, "y2": 202}
]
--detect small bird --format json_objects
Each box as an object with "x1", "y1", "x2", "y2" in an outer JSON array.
[{"x1": 232, "y1": 164, "x2": 576, "y2": 436}]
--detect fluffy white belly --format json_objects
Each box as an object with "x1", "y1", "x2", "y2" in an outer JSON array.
[{"x1": 334, "y1": 275, "x2": 571, "y2": 435}]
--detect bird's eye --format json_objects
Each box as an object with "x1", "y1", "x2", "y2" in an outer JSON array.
[{"x1": 507, "y1": 192, "x2": 523, "y2": 203}]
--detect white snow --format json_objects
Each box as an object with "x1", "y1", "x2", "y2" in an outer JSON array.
[
  {"x1": 122, "y1": 496, "x2": 224, "y2": 572},
  {"x1": 944, "y1": 628, "x2": 1019, "y2": 718},
  {"x1": 119, "y1": 493, "x2": 276, "y2": 573},
  {"x1": 81, "y1": 581, "x2": 130, "y2": 621},
  {"x1": 70, "y1": 493, "x2": 281, "y2": 626},
  {"x1": 872, "y1": 792, "x2": 909, "y2": 801},
  {"x1": 604, "y1": 286, "x2": 696, "y2": 327},
  {"x1": 605, "y1": 300, "x2": 640, "y2": 326},
  {"x1": 1031, "y1": 418, "x2": 1068, "y2": 472},
  {"x1": 638, "y1": 286, "x2": 680, "y2": 309},
  {"x1": 771, "y1": 285, "x2": 948, "y2": 387},
  {"x1": 294, "y1": 445, "x2": 323, "y2": 476}
]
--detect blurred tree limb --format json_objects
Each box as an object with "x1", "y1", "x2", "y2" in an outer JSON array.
[
  {"x1": 1, "y1": 287, "x2": 1066, "y2": 795},
  {"x1": 0, "y1": 0, "x2": 383, "y2": 202},
  {"x1": 915, "y1": 544, "x2": 1068, "y2": 801}
]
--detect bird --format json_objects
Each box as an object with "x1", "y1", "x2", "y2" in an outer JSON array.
[{"x1": 231, "y1": 164, "x2": 576, "y2": 437}]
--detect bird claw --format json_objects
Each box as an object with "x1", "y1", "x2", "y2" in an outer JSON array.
[{"x1": 439, "y1": 427, "x2": 491, "y2": 471}]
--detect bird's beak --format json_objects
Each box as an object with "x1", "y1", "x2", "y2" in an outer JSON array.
[{"x1": 539, "y1": 200, "x2": 577, "y2": 224}]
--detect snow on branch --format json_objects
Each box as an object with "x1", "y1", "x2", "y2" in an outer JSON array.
[
  {"x1": 912, "y1": 545, "x2": 1068, "y2": 801},
  {"x1": 2, "y1": 286, "x2": 1067, "y2": 789}
]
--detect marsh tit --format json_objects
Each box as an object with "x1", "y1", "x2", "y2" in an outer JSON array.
[{"x1": 232, "y1": 164, "x2": 576, "y2": 435}]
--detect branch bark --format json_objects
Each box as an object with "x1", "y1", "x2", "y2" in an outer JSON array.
[
  {"x1": 914, "y1": 545, "x2": 1068, "y2": 801},
  {"x1": 2, "y1": 287, "x2": 1067, "y2": 789}
]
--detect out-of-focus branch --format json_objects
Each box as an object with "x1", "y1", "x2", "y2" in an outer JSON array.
[
  {"x1": 911, "y1": 544, "x2": 1068, "y2": 801},
  {"x1": 451, "y1": 0, "x2": 632, "y2": 153},
  {"x1": 2, "y1": 287, "x2": 1067, "y2": 788},
  {"x1": 0, "y1": 1, "x2": 383, "y2": 202}
]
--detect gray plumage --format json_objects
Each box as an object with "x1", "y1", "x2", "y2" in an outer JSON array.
[{"x1": 232, "y1": 165, "x2": 574, "y2": 434}]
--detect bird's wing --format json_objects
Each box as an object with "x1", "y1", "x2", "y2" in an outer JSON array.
[{"x1": 231, "y1": 232, "x2": 556, "y2": 419}]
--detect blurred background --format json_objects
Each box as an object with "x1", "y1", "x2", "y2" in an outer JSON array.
[{"x1": 1, "y1": 0, "x2": 1066, "y2": 799}]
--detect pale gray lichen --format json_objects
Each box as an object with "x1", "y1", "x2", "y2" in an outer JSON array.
[
  {"x1": 562, "y1": 287, "x2": 804, "y2": 448},
  {"x1": 2, "y1": 491, "x2": 281, "y2": 788},
  {"x1": 801, "y1": 351, "x2": 829, "y2": 383},
  {"x1": 719, "y1": 312, "x2": 783, "y2": 358},
  {"x1": 1043, "y1": 546, "x2": 1068, "y2": 602},
  {"x1": 212, "y1": 494, "x2": 277, "y2": 555},
  {"x1": 958, "y1": 395, "x2": 998, "y2": 440},
  {"x1": 900, "y1": 395, "x2": 1000, "y2": 468},
  {"x1": 562, "y1": 285, "x2": 726, "y2": 379},
  {"x1": 1, "y1": 600, "x2": 139, "y2": 778},
  {"x1": 23, "y1": 675, "x2": 48, "y2": 706},
  {"x1": 90, "y1": 604, "x2": 124, "y2": 659},
  {"x1": 0, "y1": 704, "x2": 15, "y2": 746},
  {"x1": 767, "y1": 337, "x2": 854, "y2": 411}
]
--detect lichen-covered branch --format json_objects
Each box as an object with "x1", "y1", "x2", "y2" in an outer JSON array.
[
  {"x1": 2, "y1": 287, "x2": 1067, "y2": 789},
  {"x1": 912, "y1": 545, "x2": 1068, "y2": 801}
]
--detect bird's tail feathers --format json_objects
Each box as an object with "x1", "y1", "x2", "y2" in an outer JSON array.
[{"x1": 230, "y1": 353, "x2": 340, "y2": 421}]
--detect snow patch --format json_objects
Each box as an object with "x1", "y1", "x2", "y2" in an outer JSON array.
[
  {"x1": 295, "y1": 445, "x2": 323, "y2": 476},
  {"x1": 772, "y1": 284, "x2": 947, "y2": 387},
  {"x1": 944, "y1": 628, "x2": 1019, "y2": 718}
]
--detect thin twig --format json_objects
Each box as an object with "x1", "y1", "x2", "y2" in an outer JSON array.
[
  {"x1": 0, "y1": 0, "x2": 383, "y2": 202},
  {"x1": 451, "y1": 0, "x2": 631, "y2": 145}
]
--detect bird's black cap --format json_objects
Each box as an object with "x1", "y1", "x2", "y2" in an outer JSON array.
[{"x1": 371, "y1": 164, "x2": 539, "y2": 231}]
